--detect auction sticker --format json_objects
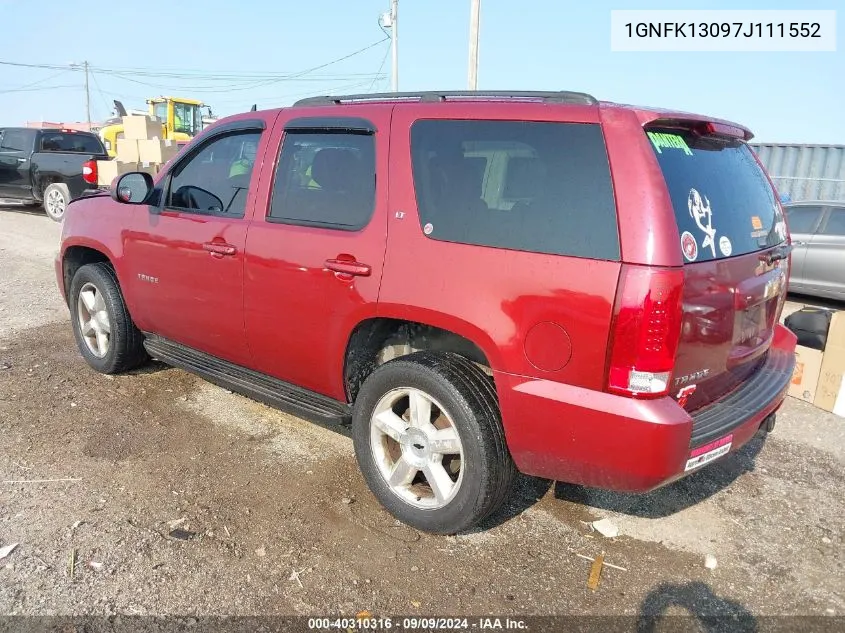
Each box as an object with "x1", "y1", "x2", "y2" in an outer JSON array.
[
  {"x1": 685, "y1": 435, "x2": 733, "y2": 471},
  {"x1": 719, "y1": 235, "x2": 733, "y2": 256},
  {"x1": 681, "y1": 231, "x2": 698, "y2": 261}
]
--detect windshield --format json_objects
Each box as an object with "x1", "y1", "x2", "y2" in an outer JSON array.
[
  {"x1": 173, "y1": 102, "x2": 201, "y2": 136},
  {"x1": 647, "y1": 127, "x2": 786, "y2": 263}
]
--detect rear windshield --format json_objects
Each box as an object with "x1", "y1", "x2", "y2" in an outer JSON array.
[
  {"x1": 410, "y1": 120, "x2": 620, "y2": 260},
  {"x1": 40, "y1": 132, "x2": 104, "y2": 154},
  {"x1": 647, "y1": 127, "x2": 786, "y2": 263}
]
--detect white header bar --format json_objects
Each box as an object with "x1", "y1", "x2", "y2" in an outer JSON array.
[{"x1": 611, "y1": 10, "x2": 836, "y2": 52}]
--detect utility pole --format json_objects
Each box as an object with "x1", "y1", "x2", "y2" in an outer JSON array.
[
  {"x1": 390, "y1": 0, "x2": 399, "y2": 92},
  {"x1": 82, "y1": 61, "x2": 91, "y2": 129},
  {"x1": 468, "y1": 0, "x2": 481, "y2": 90}
]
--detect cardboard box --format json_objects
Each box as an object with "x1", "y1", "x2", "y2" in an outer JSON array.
[
  {"x1": 814, "y1": 311, "x2": 845, "y2": 417},
  {"x1": 789, "y1": 345, "x2": 824, "y2": 403},
  {"x1": 832, "y1": 375, "x2": 845, "y2": 417},
  {"x1": 137, "y1": 138, "x2": 179, "y2": 165},
  {"x1": 96, "y1": 160, "x2": 137, "y2": 187},
  {"x1": 115, "y1": 139, "x2": 140, "y2": 163},
  {"x1": 122, "y1": 115, "x2": 163, "y2": 141},
  {"x1": 136, "y1": 161, "x2": 159, "y2": 177}
]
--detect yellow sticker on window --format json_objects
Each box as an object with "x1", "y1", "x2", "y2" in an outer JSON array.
[
  {"x1": 751, "y1": 216, "x2": 763, "y2": 230},
  {"x1": 647, "y1": 132, "x2": 693, "y2": 156}
]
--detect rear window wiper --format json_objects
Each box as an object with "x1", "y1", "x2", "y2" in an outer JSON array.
[{"x1": 759, "y1": 243, "x2": 792, "y2": 265}]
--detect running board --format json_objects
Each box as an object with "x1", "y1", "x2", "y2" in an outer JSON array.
[{"x1": 143, "y1": 335, "x2": 352, "y2": 424}]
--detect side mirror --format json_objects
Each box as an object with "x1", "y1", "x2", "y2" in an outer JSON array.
[{"x1": 111, "y1": 172, "x2": 153, "y2": 204}]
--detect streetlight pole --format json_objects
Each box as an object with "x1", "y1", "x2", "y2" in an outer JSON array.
[
  {"x1": 468, "y1": 0, "x2": 481, "y2": 90},
  {"x1": 391, "y1": 0, "x2": 399, "y2": 92}
]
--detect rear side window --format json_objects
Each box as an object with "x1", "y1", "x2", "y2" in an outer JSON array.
[
  {"x1": 40, "y1": 133, "x2": 104, "y2": 154},
  {"x1": 410, "y1": 120, "x2": 619, "y2": 260},
  {"x1": 784, "y1": 205, "x2": 823, "y2": 234},
  {"x1": 647, "y1": 128, "x2": 786, "y2": 263},
  {"x1": 269, "y1": 132, "x2": 376, "y2": 230}
]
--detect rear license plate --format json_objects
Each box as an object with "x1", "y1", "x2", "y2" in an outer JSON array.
[{"x1": 685, "y1": 434, "x2": 733, "y2": 471}]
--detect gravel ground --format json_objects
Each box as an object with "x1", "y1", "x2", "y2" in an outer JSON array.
[{"x1": 0, "y1": 209, "x2": 843, "y2": 625}]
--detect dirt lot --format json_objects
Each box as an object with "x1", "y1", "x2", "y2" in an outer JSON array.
[{"x1": 1, "y1": 209, "x2": 844, "y2": 623}]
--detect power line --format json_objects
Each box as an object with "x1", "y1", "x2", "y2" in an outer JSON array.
[
  {"x1": 270, "y1": 37, "x2": 389, "y2": 80},
  {"x1": 209, "y1": 78, "x2": 382, "y2": 108},
  {"x1": 0, "y1": 38, "x2": 390, "y2": 93},
  {"x1": 0, "y1": 84, "x2": 79, "y2": 94},
  {"x1": 89, "y1": 71, "x2": 112, "y2": 120},
  {"x1": 0, "y1": 69, "x2": 71, "y2": 92},
  {"x1": 92, "y1": 68, "x2": 387, "y2": 81},
  {"x1": 0, "y1": 60, "x2": 71, "y2": 71},
  {"x1": 368, "y1": 41, "x2": 392, "y2": 92}
]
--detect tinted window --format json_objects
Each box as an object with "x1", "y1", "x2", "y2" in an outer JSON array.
[
  {"x1": 1, "y1": 130, "x2": 29, "y2": 151},
  {"x1": 410, "y1": 120, "x2": 619, "y2": 260},
  {"x1": 167, "y1": 131, "x2": 261, "y2": 218},
  {"x1": 268, "y1": 132, "x2": 376, "y2": 230},
  {"x1": 648, "y1": 128, "x2": 786, "y2": 263},
  {"x1": 785, "y1": 205, "x2": 823, "y2": 234},
  {"x1": 40, "y1": 132, "x2": 104, "y2": 154},
  {"x1": 822, "y1": 208, "x2": 845, "y2": 236}
]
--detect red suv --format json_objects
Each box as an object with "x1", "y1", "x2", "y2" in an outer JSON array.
[{"x1": 56, "y1": 91, "x2": 797, "y2": 534}]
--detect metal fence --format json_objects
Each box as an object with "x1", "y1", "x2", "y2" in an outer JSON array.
[{"x1": 750, "y1": 143, "x2": 845, "y2": 202}]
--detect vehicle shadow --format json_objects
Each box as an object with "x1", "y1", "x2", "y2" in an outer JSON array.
[
  {"x1": 0, "y1": 204, "x2": 45, "y2": 218},
  {"x1": 126, "y1": 359, "x2": 170, "y2": 376},
  {"x1": 637, "y1": 581, "x2": 757, "y2": 633},
  {"x1": 474, "y1": 473, "x2": 554, "y2": 531},
  {"x1": 553, "y1": 436, "x2": 765, "y2": 519},
  {"x1": 786, "y1": 292, "x2": 845, "y2": 313}
]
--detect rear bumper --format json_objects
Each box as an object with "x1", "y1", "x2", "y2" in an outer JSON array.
[{"x1": 496, "y1": 324, "x2": 797, "y2": 492}]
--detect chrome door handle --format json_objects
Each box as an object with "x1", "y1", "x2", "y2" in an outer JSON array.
[
  {"x1": 202, "y1": 242, "x2": 237, "y2": 257},
  {"x1": 324, "y1": 258, "x2": 371, "y2": 277}
]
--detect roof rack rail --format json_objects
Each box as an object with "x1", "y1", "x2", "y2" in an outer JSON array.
[{"x1": 293, "y1": 90, "x2": 598, "y2": 107}]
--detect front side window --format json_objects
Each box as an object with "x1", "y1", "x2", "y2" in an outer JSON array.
[
  {"x1": 409, "y1": 119, "x2": 620, "y2": 260},
  {"x1": 268, "y1": 131, "x2": 376, "y2": 230},
  {"x1": 785, "y1": 205, "x2": 823, "y2": 235},
  {"x1": 166, "y1": 131, "x2": 261, "y2": 217},
  {"x1": 1, "y1": 130, "x2": 28, "y2": 152}
]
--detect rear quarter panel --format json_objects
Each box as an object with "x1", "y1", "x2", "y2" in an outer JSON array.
[
  {"x1": 598, "y1": 106, "x2": 683, "y2": 267},
  {"x1": 379, "y1": 102, "x2": 621, "y2": 390}
]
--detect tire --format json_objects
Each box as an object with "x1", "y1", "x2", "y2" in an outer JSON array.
[
  {"x1": 43, "y1": 183, "x2": 70, "y2": 222},
  {"x1": 352, "y1": 351, "x2": 515, "y2": 534},
  {"x1": 69, "y1": 262, "x2": 148, "y2": 374}
]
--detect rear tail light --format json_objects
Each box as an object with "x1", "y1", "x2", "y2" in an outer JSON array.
[
  {"x1": 82, "y1": 159, "x2": 97, "y2": 185},
  {"x1": 607, "y1": 265, "x2": 685, "y2": 398}
]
